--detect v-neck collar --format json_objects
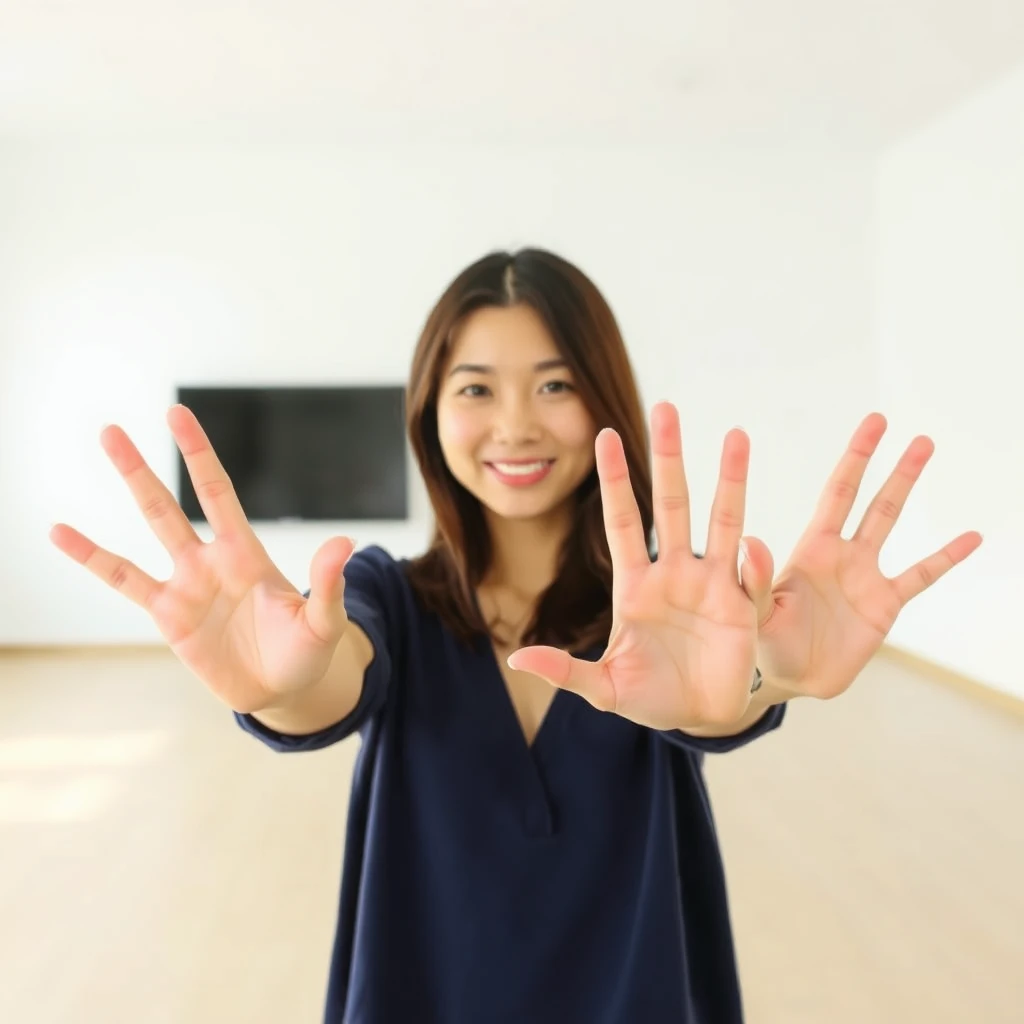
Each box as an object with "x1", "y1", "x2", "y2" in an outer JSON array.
[
  {"x1": 473, "y1": 632, "x2": 605, "y2": 751},
  {"x1": 470, "y1": 630, "x2": 604, "y2": 839},
  {"x1": 475, "y1": 632, "x2": 567, "y2": 754}
]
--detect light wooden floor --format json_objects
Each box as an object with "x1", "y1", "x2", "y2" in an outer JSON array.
[{"x1": 1, "y1": 649, "x2": 1021, "y2": 1024}]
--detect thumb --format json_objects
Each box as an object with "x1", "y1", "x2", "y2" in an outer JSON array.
[
  {"x1": 507, "y1": 645, "x2": 616, "y2": 713},
  {"x1": 305, "y1": 536, "x2": 357, "y2": 643},
  {"x1": 739, "y1": 535, "x2": 775, "y2": 628}
]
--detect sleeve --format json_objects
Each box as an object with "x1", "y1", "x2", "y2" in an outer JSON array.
[
  {"x1": 233, "y1": 544, "x2": 398, "y2": 753},
  {"x1": 657, "y1": 699, "x2": 787, "y2": 755}
]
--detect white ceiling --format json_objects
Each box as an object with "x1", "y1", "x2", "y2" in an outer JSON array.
[{"x1": 2, "y1": 0, "x2": 1024, "y2": 148}]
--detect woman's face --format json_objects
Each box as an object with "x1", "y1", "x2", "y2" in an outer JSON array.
[{"x1": 436, "y1": 304, "x2": 597, "y2": 525}]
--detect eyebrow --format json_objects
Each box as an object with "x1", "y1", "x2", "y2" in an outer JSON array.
[{"x1": 447, "y1": 358, "x2": 569, "y2": 378}]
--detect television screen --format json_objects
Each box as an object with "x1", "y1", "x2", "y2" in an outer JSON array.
[{"x1": 176, "y1": 386, "x2": 408, "y2": 522}]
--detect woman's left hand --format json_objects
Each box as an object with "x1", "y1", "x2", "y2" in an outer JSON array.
[
  {"x1": 508, "y1": 403, "x2": 762, "y2": 733},
  {"x1": 737, "y1": 412, "x2": 982, "y2": 700}
]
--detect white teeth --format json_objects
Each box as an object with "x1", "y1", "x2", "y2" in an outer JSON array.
[{"x1": 492, "y1": 461, "x2": 549, "y2": 475}]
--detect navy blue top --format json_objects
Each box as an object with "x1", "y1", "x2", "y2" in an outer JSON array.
[{"x1": 236, "y1": 545, "x2": 786, "y2": 1023}]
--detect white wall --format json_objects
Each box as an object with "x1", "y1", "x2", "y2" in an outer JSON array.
[
  {"x1": 2, "y1": 141, "x2": 879, "y2": 651},
  {"x1": 875, "y1": 65, "x2": 1024, "y2": 700}
]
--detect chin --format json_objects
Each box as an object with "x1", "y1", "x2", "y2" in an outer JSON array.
[
  {"x1": 474, "y1": 488, "x2": 551, "y2": 518},
  {"x1": 476, "y1": 479, "x2": 581, "y2": 524},
  {"x1": 487, "y1": 500, "x2": 564, "y2": 523}
]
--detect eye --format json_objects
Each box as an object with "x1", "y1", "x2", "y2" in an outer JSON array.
[
  {"x1": 457, "y1": 383, "x2": 490, "y2": 398},
  {"x1": 541, "y1": 380, "x2": 575, "y2": 394}
]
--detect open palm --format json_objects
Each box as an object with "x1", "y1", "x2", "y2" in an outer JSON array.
[
  {"x1": 749, "y1": 413, "x2": 982, "y2": 698},
  {"x1": 50, "y1": 405, "x2": 357, "y2": 714},
  {"x1": 509, "y1": 404, "x2": 760, "y2": 732}
]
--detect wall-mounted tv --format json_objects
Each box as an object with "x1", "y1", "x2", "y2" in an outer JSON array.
[{"x1": 176, "y1": 386, "x2": 408, "y2": 523}]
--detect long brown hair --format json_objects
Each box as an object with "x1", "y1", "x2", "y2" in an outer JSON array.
[{"x1": 404, "y1": 248, "x2": 653, "y2": 654}]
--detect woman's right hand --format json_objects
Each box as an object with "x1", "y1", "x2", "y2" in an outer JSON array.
[{"x1": 50, "y1": 404, "x2": 356, "y2": 714}]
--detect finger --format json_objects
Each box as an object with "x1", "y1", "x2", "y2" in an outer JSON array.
[
  {"x1": 506, "y1": 645, "x2": 615, "y2": 712},
  {"x1": 595, "y1": 427, "x2": 650, "y2": 574},
  {"x1": 704, "y1": 428, "x2": 750, "y2": 563},
  {"x1": 304, "y1": 536, "x2": 357, "y2": 644},
  {"x1": 853, "y1": 435, "x2": 934, "y2": 550},
  {"x1": 169, "y1": 404, "x2": 251, "y2": 538},
  {"x1": 49, "y1": 523, "x2": 161, "y2": 610},
  {"x1": 891, "y1": 530, "x2": 983, "y2": 605},
  {"x1": 808, "y1": 413, "x2": 887, "y2": 535},
  {"x1": 650, "y1": 402, "x2": 692, "y2": 559},
  {"x1": 100, "y1": 424, "x2": 201, "y2": 558},
  {"x1": 738, "y1": 535, "x2": 775, "y2": 628}
]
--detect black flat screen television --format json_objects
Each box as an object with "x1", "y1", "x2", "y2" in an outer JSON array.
[{"x1": 176, "y1": 386, "x2": 408, "y2": 523}]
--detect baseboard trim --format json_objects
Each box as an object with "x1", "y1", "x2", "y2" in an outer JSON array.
[
  {"x1": 878, "y1": 644, "x2": 1024, "y2": 721},
  {"x1": 0, "y1": 643, "x2": 166, "y2": 658}
]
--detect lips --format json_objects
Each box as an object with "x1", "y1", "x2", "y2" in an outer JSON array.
[{"x1": 484, "y1": 459, "x2": 556, "y2": 487}]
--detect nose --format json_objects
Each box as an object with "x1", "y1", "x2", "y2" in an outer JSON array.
[{"x1": 491, "y1": 392, "x2": 542, "y2": 445}]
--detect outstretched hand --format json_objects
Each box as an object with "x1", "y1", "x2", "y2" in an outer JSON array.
[
  {"x1": 737, "y1": 413, "x2": 982, "y2": 699},
  {"x1": 49, "y1": 405, "x2": 360, "y2": 715},
  {"x1": 508, "y1": 403, "x2": 761, "y2": 732}
]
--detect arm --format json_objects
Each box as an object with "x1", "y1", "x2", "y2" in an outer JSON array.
[
  {"x1": 249, "y1": 622, "x2": 376, "y2": 736},
  {"x1": 234, "y1": 543, "x2": 399, "y2": 751}
]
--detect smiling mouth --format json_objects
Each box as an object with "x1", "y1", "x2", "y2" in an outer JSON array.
[{"x1": 483, "y1": 459, "x2": 557, "y2": 486}]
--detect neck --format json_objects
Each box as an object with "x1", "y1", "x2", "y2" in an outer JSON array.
[{"x1": 481, "y1": 506, "x2": 572, "y2": 600}]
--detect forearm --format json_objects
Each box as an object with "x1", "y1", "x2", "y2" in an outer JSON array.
[{"x1": 249, "y1": 623, "x2": 375, "y2": 736}]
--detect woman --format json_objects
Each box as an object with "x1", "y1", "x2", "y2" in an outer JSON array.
[{"x1": 50, "y1": 248, "x2": 981, "y2": 1023}]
